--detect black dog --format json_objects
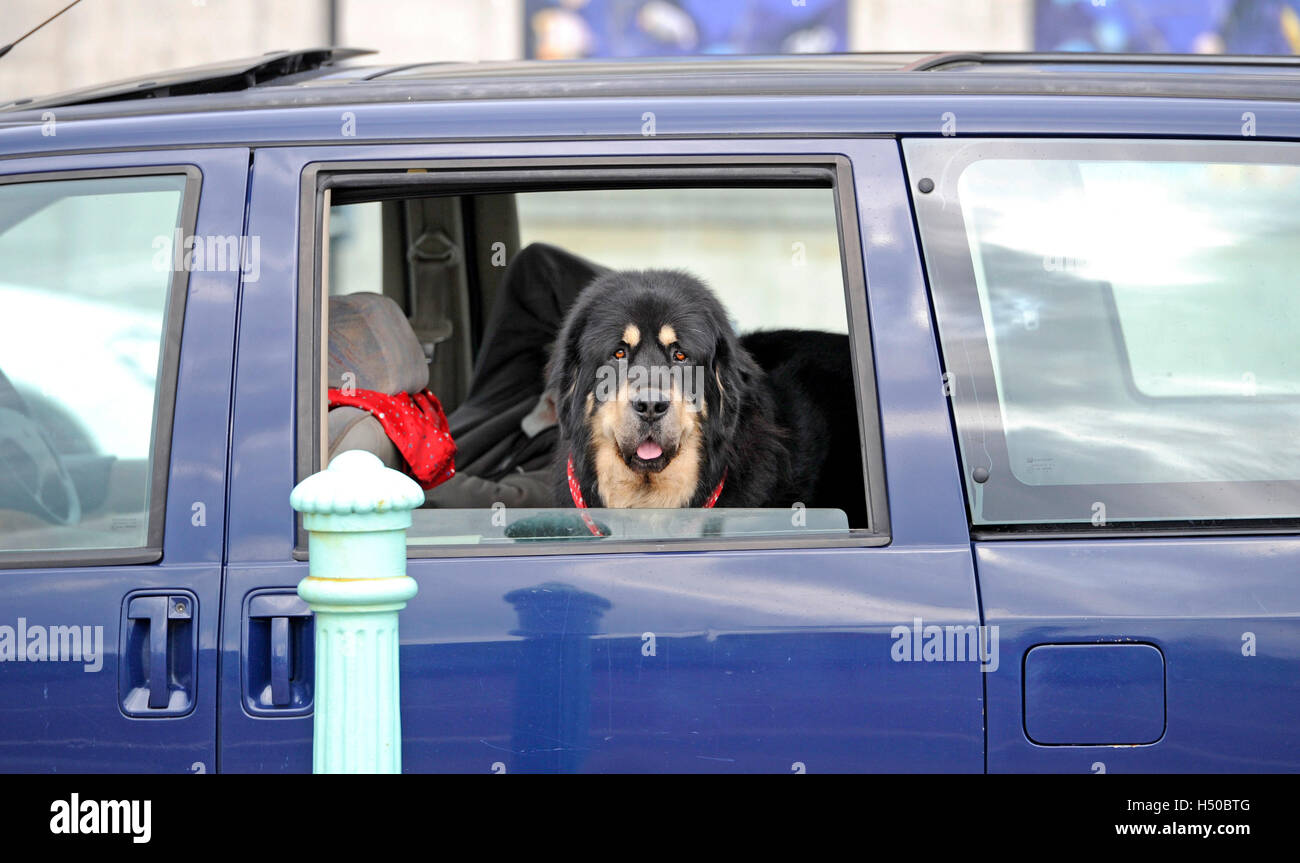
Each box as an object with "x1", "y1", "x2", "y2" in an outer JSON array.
[{"x1": 547, "y1": 268, "x2": 866, "y2": 524}]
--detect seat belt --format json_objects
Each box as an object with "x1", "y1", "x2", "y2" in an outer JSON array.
[
  {"x1": 405, "y1": 228, "x2": 456, "y2": 362},
  {"x1": 403, "y1": 196, "x2": 474, "y2": 409}
]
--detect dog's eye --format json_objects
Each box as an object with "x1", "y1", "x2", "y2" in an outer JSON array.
[
  {"x1": 673, "y1": 350, "x2": 687, "y2": 362},
  {"x1": 612, "y1": 348, "x2": 626, "y2": 360}
]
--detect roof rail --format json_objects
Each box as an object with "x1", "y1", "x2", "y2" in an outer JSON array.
[
  {"x1": 909, "y1": 51, "x2": 1300, "y2": 71},
  {"x1": 2, "y1": 47, "x2": 375, "y2": 111}
]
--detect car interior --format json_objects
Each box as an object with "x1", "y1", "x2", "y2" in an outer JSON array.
[
  {"x1": 321, "y1": 184, "x2": 868, "y2": 545},
  {"x1": 326, "y1": 193, "x2": 513, "y2": 466}
]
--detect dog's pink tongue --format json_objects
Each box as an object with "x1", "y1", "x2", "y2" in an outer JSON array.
[{"x1": 636, "y1": 440, "x2": 663, "y2": 460}]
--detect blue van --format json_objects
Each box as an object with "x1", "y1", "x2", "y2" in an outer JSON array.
[{"x1": 1, "y1": 50, "x2": 1298, "y2": 773}]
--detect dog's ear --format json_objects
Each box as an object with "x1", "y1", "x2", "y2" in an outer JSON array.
[
  {"x1": 546, "y1": 301, "x2": 592, "y2": 433},
  {"x1": 708, "y1": 326, "x2": 759, "y2": 439}
]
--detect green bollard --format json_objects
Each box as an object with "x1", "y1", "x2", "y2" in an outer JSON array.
[{"x1": 290, "y1": 449, "x2": 423, "y2": 774}]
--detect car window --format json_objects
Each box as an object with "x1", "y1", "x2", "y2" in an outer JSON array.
[
  {"x1": 907, "y1": 139, "x2": 1300, "y2": 528},
  {"x1": 313, "y1": 167, "x2": 883, "y2": 552},
  {"x1": 0, "y1": 173, "x2": 188, "y2": 554}
]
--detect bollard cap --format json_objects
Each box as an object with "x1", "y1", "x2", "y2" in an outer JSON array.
[{"x1": 291, "y1": 449, "x2": 425, "y2": 524}]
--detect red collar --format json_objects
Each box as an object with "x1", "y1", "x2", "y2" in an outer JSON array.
[{"x1": 566, "y1": 453, "x2": 726, "y2": 536}]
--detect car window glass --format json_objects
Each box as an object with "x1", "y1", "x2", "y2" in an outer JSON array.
[
  {"x1": 0, "y1": 174, "x2": 187, "y2": 553},
  {"x1": 909, "y1": 139, "x2": 1300, "y2": 527}
]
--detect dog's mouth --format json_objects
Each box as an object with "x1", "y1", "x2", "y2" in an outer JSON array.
[{"x1": 625, "y1": 437, "x2": 674, "y2": 473}]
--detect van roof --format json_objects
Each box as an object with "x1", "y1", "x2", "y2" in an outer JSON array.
[{"x1": 6, "y1": 49, "x2": 1300, "y2": 116}]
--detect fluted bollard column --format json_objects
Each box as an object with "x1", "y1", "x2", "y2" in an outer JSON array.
[{"x1": 290, "y1": 450, "x2": 422, "y2": 774}]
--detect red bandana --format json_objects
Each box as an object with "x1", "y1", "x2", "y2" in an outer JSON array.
[
  {"x1": 566, "y1": 453, "x2": 727, "y2": 537},
  {"x1": 328, "y1": 387, "x2": 456, "y2": 490}
]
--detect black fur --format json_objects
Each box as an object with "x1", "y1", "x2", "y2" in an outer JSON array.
[{"x1": 547, "y1": 268, "x2": 866, "y2": 523}]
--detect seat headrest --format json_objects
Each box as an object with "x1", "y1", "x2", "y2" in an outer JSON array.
[{"x1": 328, "y1": 293, "x2": 429, "y2": 395}]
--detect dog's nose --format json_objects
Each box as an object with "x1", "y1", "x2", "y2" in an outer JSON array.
[{"x1": 631, "y1": 390, "x2": 671, "y2": 420}]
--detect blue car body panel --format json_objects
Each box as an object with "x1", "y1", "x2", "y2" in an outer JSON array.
[{"x1": 980, "y1": 538, "x2": 1300, "y2": 772}]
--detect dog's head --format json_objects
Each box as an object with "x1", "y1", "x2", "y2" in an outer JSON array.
[{"x1": 548, "y1": 269, "x2": 758, "y2": 508}]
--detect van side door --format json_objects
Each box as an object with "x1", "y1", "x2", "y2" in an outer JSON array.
[{"x1": 220, "y1": 137, "x2": 985, "y2": 772}]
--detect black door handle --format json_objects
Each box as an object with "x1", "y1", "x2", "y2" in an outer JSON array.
[{"x1": 121, "y1": 592, "x2": 197, "y2": 716}]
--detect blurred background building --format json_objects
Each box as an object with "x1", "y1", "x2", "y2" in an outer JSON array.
[{"x1": 3, "y1": 0, "x2": 1300, "y2": 103}]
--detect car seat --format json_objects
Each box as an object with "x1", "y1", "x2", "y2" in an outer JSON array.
[{"x1": 326, "y1": 292, "x2": 430, "y2": 469}]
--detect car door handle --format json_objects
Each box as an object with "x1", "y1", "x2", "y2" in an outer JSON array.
[
  {"x1": 127, "y1": 595, "x2": 192, "y2": 708},
  {"x1": 121, "y1": 592, "x2": 197, "y2": 716},
  {"x1": 246, "y1": 593, "x2": 313, "y2": 711}
]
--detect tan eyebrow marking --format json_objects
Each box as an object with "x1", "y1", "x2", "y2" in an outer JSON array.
[
  {"x1": 622, "y1": 324, "x2": 641, "y2": 348},
  {"x1": 659, "y1": 325, "x2": 677, "y2": 346}
]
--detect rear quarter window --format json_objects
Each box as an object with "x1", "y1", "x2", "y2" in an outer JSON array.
[{"x1": 907, "y1": 138, "x2": 1300, "y2": 530}]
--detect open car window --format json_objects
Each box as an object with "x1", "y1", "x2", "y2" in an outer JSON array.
[{"x1": 311, "y1": 162, "x2": 886, "y2": 553}]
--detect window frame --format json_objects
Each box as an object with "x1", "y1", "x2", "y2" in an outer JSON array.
[
  {"x1": 0, "y1": 165, "x2": 201, "y2": 569},
  {"x1": 295, "y1": 155, "x2": 890, "y2": 557},
  {"x1": 905, "y1": 136, "x2": 1300, "y2": 539}
]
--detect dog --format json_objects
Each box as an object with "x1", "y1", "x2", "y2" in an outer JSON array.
[{"x1": 547, "y1": 268, "x2": 867, "y2": 524}]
